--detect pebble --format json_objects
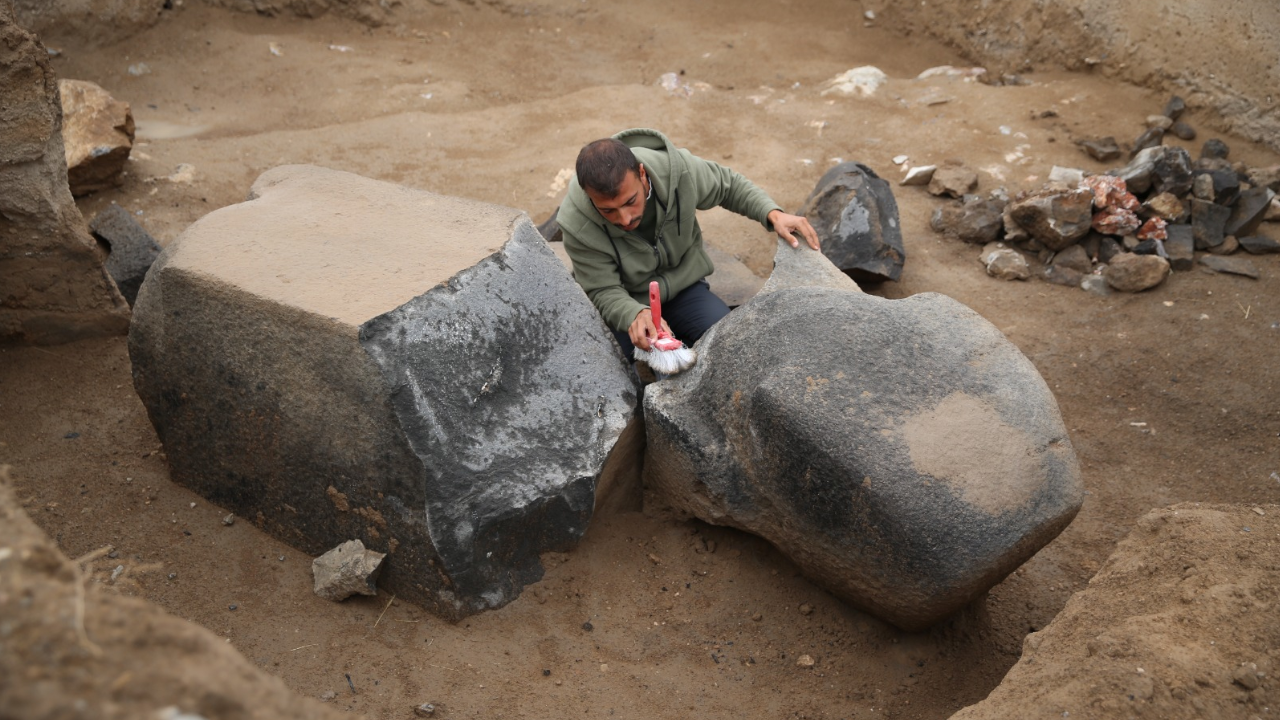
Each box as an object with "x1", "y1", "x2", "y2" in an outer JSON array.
[
  {"x1": 799, "y1": 603, "x2": 814, "y2": 616},
  {"x1": 796, "y1": 654, "x2": 816, "y2": 667},
  {"x1": 582, "y1": 621, "x2": 594, "y2": 631},
  {"x1": 222, "y1": 514, "x2": 235, "y2": 526},
  {"x1": 1201, "y1": 138, "x2": 1229, "y2": 160},
  {"x1": 228, "y1": 604, "x2": 237, "y2": 611},
  {"x1": 1170, "y1": 121, "x2": 1196, "y2": 141},
  {"x1": 1233, "y1": 664, "x2": 1260, "y2": 691},
  {"x1": 320, "y1": 691, "x2": 337, "y2": 702},
  {"x1": 414, "y1": 703, "x2": 436, "y2": 717},
  {"x1": 1080, "y1": 274, "x2": 1111, "y2": 297}
]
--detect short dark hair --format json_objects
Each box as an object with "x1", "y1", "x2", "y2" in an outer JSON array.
[{"x1": 575, "y1": 138, "x2": 639, "y2": 196}]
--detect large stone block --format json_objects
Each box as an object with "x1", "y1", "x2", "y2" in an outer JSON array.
[
  {"x1": 643, "y1": 245, "x2": 1082, "y2": 631},
  {"x1": 129, "y1": 165, "x2": 640, "y2": 620}
]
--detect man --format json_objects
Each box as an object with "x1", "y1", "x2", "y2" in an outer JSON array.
[{"x1": 557, "y1": 128, "x2": 820, "y2": 360}]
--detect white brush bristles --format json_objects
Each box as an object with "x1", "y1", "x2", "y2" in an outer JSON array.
[{"x1": 635, "y1": 345, "x2": 697, "y2": 376}]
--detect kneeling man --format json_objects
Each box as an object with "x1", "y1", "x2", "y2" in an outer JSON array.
[{"x1": 557, "y1": 128, "x2": 820, "y2": 360}]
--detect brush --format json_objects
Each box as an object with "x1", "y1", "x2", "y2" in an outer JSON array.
[{"x1": 633, "y1": 281, "x2": 697, "y2": 376}]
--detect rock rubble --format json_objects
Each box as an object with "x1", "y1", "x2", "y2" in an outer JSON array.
[{"x1": 926, "y1": 96, "x2": 1277, "y2": 293}]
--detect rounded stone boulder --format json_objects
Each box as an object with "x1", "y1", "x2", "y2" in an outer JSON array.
[{"x1": 643, "y1": 249, "x2": 1083, "y2": 630}]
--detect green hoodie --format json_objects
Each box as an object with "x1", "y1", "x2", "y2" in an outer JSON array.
[{"x1": 558, "y1": 128, "x2": 781, "y2": 332}]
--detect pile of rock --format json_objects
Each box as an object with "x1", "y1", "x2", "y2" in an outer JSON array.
[{"x1": 925, "y1": 97, "x2": 1279, "y2": 294}]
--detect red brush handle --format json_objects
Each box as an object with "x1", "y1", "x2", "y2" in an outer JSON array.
[{"x1": 649, "y1": 281, "x2": 663, "y2": 329}]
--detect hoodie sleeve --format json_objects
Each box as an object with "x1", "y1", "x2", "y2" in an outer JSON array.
[
  {"x1": 561, "y1": 227, "x2": 648, "y2": 333},
  {"x1": 679, "y1": 148, "x2": 783, "y2": 229}
]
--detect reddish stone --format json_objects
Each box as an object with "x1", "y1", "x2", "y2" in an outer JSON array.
[
  {"x1": 1092, "y1": 207, "x2": 1141, "y2": 236},
  {"x1": 1136, "y1": 217, "x2": 1168, "y2": 241},
  {"x1": 1082, "y1": 175, "x2": 1139, "y2": 211}
]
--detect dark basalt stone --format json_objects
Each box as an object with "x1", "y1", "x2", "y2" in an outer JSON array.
[{"x1": 798, "y1": 161, "x2": 906, "y2": 284}]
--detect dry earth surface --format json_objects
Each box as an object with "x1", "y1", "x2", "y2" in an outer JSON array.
[{"x1": 3, "y1": 1, "x2": 1280, "y2": 718}]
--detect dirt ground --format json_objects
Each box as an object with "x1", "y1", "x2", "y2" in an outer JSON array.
[{"x1": 3, "y1": 0, "x2": 1280, "y2": 718}]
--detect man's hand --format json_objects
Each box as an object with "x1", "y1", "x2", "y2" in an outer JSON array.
[
  {"x1": 629, "y1": 309, "x2": 672, "y2": 351},
  {"x1": 768, "y1": 209, "x2": 821, "y2": 251}
]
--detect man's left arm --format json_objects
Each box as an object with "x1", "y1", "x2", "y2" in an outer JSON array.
[{"x1": 682, "y1": 149, "x2": 820, "y2": 250}]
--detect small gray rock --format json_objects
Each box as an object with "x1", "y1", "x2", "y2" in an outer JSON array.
[
  {"x1": 933, "y1": 197, "x2": 1005, "y2": 245},
  {"x1": 1196, "y1": 170, "x2": 1241, "y2": 208},
  {"x1": 1042, "y1": 263, "x2": 1084, "y2": 288},
  {"x1": 414, "y1": 703, "x2": 437, "y2": 717},
  {"x1": 1048, "y1": 166, "x2": 1085, "y2": 185},
  {"x1": 981, "y1": 245, "x2": 1030, "y2": 281},
  {"x1": 1191, "y1": 199, "x2": 1231, "y2": 249},
  {"x1": 1192, "y1": 173, "x2": 1215, "y2": 202},
  {"x1": 1199, "y1": 255, "x2": 1259, "y2": 279},
  {"x1": 1200, "y1": 138, "x2": 1230, "y2": 160},
  {"x1": 1079, "y1": 137, "x2": 1121, "y2": 162},
  {"x1": 1129, "y1": 127, "x2": 1164, "y2": 158},
  {"x1": 1052, "y1": 244, "x2": 1092, "y2": 275},
  {"x1": 1104, "y1": 253, "x2": 1170, "y2": 292},
  {"x1": 313, "y1": 539, "x2": 386, "y2": 601},
  {"x1": 1150, "y1": 146, "x2": 1194, "y2": 197},
  {"x1": 1226, "y1": 187, "x2": 1277, "y2": 239},
  {"x1": 1233, "y1": 665, "x2": 1261, "y2": 691},
  {"x1": 1097, "y1": 236, "x2": 1124, "y2": 264},
  {"x1": 1164, "y1": 225, "x2": 1195, "y2": 270},
  {"x1": 1169, "y1": 121, "x2": 1196, "y2": 141},
  {"x1": 1079, "y1": 274, "x2": 1111, "y2": 296},
  {"x1": 1145, "y1": 115, "x2": 1173, "y2": 130},
  {"x1": 1238, "y1": 234, "x2": 1280, "y2": 254},
  {"x1": 1194, "y1": 156, "x2": 1233, "y2": 174},
  {"x1": 90, "y1": 204, "x2": 161, "y2": 307},
  {"x1": 1161, "y1": 96, "x2": 1186, "y2": 121}
]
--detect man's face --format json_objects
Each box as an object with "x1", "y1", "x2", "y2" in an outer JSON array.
[{"x1": 585, "y1": 165, "x2": 648, "y2": 232}]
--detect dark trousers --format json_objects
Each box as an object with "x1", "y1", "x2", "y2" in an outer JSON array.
[{"x1": 614, "y1": 279, "x2": 730, "y2": 362}]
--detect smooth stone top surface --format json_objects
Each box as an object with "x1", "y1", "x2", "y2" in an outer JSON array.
[{"x1": 167, "y1": 165, "x2": 515, "y2": 326}]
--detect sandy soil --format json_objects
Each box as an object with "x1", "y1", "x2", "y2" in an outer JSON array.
[{"x1": 4, "y1": 1, "x2": 1280, "y2": 718}]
